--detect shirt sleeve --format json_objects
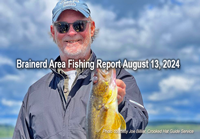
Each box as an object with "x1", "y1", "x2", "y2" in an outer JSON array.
[
  {"x1": 117, "y1": 68, "x2": 148, "y2": 139},
  {"x1": 13, "y1": 93, "x2": 33, "y2": 139}
]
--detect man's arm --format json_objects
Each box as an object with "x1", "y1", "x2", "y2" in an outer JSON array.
[
  {"x1": 13, "y1": 93, "x2": 32, "y2": 139},
  {"x1": 117, "y1": 68, "x2": 148, "y2": 139}
]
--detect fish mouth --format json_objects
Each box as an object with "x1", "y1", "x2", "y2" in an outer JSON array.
[
  {"x1": 97, "y1": 69, "x2": 111, "y2": 82},
  {"x1": 98, "y1": 69, "x2": 108, "y2": 77}
]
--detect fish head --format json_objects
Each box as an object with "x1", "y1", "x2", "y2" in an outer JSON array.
[{"x1": 93, "y1": 68, "x2": 116, "y2": 97}]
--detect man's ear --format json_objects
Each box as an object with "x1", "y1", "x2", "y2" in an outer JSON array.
[
  {"x1": 50, "y1": 25, "x2": 55, "y2": 39},
  {"x1": 90, "y1": 21, "x2": 95, "y2": 37}
]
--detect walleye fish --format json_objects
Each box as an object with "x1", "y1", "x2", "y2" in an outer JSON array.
[{"x1": 86, "y1": 68, "x2": 126, "y2": 139}]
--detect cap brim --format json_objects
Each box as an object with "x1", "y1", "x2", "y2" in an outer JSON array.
[{"x1": 53, "y1": 6, "x2": 89, "y2": 22}]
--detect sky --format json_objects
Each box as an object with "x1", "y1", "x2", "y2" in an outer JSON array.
[{"x1": 0, "y1": 0, "x2": 200, "y2": 126}]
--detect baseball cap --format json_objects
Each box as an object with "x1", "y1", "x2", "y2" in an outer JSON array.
[{"x1": 52, "y1": 0, "x2": 91, "y2": 23}]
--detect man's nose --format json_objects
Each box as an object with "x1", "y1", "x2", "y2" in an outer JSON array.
[{"x1": 67, "y1": 25, "x2": 77, "y2": 37}]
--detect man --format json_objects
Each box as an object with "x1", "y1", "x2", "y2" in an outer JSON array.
[{"x1": 13, "y1": 0, "x2": 148, "y2": 139}]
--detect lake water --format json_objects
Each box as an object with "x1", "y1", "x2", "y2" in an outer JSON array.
[{"x1": 140, "y1": 131, "x2": 200, "y2": 139}]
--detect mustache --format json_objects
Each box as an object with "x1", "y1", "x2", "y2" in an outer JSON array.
[{"x1": 62, "y1": 35, "x2": 83, "y2": 42}]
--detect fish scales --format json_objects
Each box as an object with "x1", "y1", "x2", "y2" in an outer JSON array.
[{"x1": 86, "y1": 69, "x2": 126, "y2": 139}]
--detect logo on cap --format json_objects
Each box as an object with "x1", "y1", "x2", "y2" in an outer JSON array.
[{"x1": 63, "y1": 0, "x2": 80, "y2": 6}]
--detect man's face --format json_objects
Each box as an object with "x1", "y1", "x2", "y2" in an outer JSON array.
[{"x1": 51, "y1": 10, "x2": 95, "y2": 59}]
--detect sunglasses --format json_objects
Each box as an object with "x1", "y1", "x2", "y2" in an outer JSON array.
[{"x1": 54, "y1": 20, "x2": 90, "y2": 33}]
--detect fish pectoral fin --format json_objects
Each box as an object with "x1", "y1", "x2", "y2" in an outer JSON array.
[
  {"x1": 118, "y1": 113, "x2": 126, "y2": 130},
  {"x1": 95, "y1": 106, "x2": 108, "y2": 132},
  {"x1": 111, "y1": 112, "x2": 122, "y2": 130},
  {"x1": 103, "y1": 109, "x2": 124, "y2": 130}
]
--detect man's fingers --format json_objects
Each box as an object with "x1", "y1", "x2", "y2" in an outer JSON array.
[
  {"x1": 117, "y1": 87, "x2": 126, "y2": 98},
  {"x1": 117, "y1": 95, "x2": 122, "y2": 104},
  {"x1": 117, "y1": 87, "x2": 125, "y2": 96},
  {"x1": 117, "y1": 95, "x2": 122, "y2": 100},
  {"x1": 117, "y1": 86, "x2": 126, "y2": 104},
  {"x1": 116, "y1": 79, "x2": 126, "y2": 89}
]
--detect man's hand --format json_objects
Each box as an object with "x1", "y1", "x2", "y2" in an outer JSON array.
[{"x1": 116, "y1": 79, "x2": 126, "y2": 105}]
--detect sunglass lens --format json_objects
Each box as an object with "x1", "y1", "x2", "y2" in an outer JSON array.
[
  {"x1": 56, "y1": 22, "x2": 69, "y2": 33},
  {"x1": 73, "y1": 21, "x2": 87, "y2": 32}
]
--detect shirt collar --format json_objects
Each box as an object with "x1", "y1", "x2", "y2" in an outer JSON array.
[{"x1": 51, "y1": 50, "x2": 96, "y2": 77}]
